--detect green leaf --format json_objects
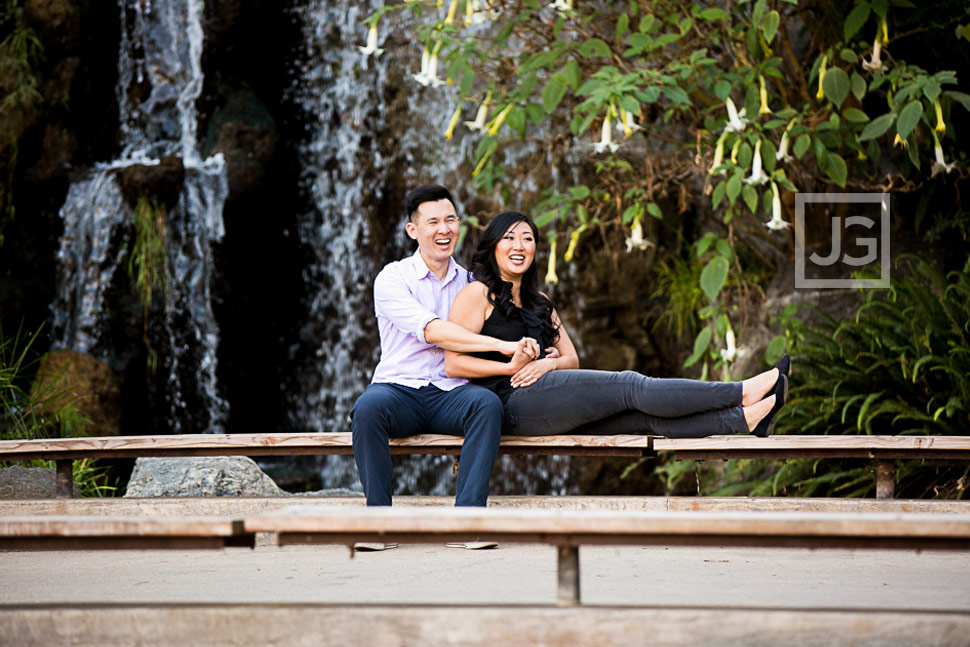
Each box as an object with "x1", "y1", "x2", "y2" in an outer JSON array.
[
  {"x1": 569, "y1": 185, "x2": 590, "y2": 200},
  {"x1": 842, "y1": 107, "x2": 870, "y2": 123},
  {"x1": 636, "y1": 86, "x2": 661, "y2": 103},
  {"x1": 616, "y1": 13, "x2": 629, "y2": 40},
  {"x1": 620, "y1": 204, "x2": 640, "y2": 224},
  {"x1": 896, "y1": 100, "x2": 923, "y2": 141},
  {"x1": 699, "y1": 7, "x2": 729, "y2": 20},
  {"x1": 507, "y1": 106, "x2": 526, "y2": 138},
  {"x1": 839, "y1": 48, "x2": 857, "y2": 64},
  {"x1": 946, "y1": 90, "x2": 970, "y2": 112},
  {"x1": 700, "y1": 256, "x2": 730, "y2": 302},
  {"x1": 714, "y1": 80, "x2": 732, "y2": 101},
  {"x1": 519, "y1": 50, "x2": 559, "y2": 73},
  {"x1": 793, "y1": 133, "x2": 811, "y2": 158},
  {"x1": 715, "y1": 238, "x2": 733, "y2": 260},
  {"x1": 822, "y1": 67, "x2": 850, "y2": 108},
  {"x1": 726, "y1": 174, "x2": 742, "y2": 206},
  {"x1": 742, "y1": 184, "x2": 758, "y2": 214},
  {"x1": 824, "y1": 151, "x2": 848, "y2": 187},
  {"x1": 662, "y1": 85, "x2": 691, "y2": 105},
  {"x1": 764, "y1": 335, "x2": 788, "y2": 364},
  {"x1": 647, "y1": 202, "x2": 662, "y2": 218},
  {"x1": 844, "y1": 2, "x2": 871, "y2": 41},
  {"x1": 922, "y1": 81, "x2": 941, "y2": 104},
  {"x1": 579, "y1": 38, "x2": 611, "y2": 59},
  {"x1": 762, "y1": 10, "x2": 780, "y2": 43},
  {"x1": 858, "y1": 112, "x2": 894, "y2": 141},
  {"x1": 712, "y1": 180, "x2": 726, "y2": 208},
  {"x1": 542, "y1": 73, "x2": 568, "y2": 114},
  {"x1": 684, "y1": 327, "x2": 712, "y2": 368},
  {"x1": 525, "y1": 103, "x2": 545, "y2": 125},
  {"x1": 563, "y1": 59, "x2": 581, "y2": 90},
  {"x1": 850, "y1": 72, "x2": 867, "y2": 101}
]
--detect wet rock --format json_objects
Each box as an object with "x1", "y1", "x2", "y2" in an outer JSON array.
[
  {"x1": 124, "y1": 456, "x2": 284, "y2": 497},
  {"x1": 119, "y1": 156, "x2": 186, "y2": 209},
  {"x1": 202, "y1": 87, "x2": 278, "y2": 200},
  {"x1": 0, "y1": 466, "x2": 79, "y2": 499},
  {"x1": 25, "y1": 123, "x2": 78, "y2": 183},
  {"x1": 30, "y1": 350, "x2": 122, "y2": 437}
]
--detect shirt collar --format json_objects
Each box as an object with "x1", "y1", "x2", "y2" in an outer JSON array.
[{"x1": 410, "y1": 249, "x2": 459, "y2": 285}]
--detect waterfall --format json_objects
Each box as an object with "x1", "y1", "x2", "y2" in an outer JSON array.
[{"x1": 51, "y1": 0, "x2": 228, "y2": 435}]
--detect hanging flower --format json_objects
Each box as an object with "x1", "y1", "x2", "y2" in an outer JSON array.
[
  {"x1": 724, "y1": 97, "x2": 748, "y2": 133},
  {"x1": 893, "y1": 133, "x2": 908, "y2": 149},
  {"x1": 550, "y1": 0, "x2": 573, "y2": 15},
  {"x1": 617, "y1": 107, "x2": 641, "y2": 138},
  {"x1": 816, "y1": 55, "x2": 827, "y2": 100},
  {"x1": 564, "y1": 229, "x2": 582, "y2": 261},
  {"x1": 412, "y1": 43, "x2": 432, "y2": 85},
  {"x1": 730, "y1": 136, "x2": 741, "y2": 164},
  {"x1": 934, "y1": 99, "x2": 946, "y2": 135},
  {"x1": 709, "y1": 131, "x2": 729, "y2": 175},
  {"x1": 862, "y1": 18, "x2": 888, "y2": 72},
  {"x1": 931, "y1": 131, "x2": 957, "y2": 177},
  {"x1": 444, "y1": 103, "x2": 462, "y2": 140},
  {"x1": 745, "y1": 138, "x2": 768, "y2": 185},
  {"x1": 487, "y1": 103, "x2": 514, "y2": 136},
  {"x1": 625, "y1": 216, "x2": 654, "y2": 253},
  {"x1": 758, "y1": 75, "x2": 771, "y2": 115},
  {"x1": 413, "y1": 41, "x2": 445, "y2": 87},
  {"x1": 545, "y1": 238, "x2": 559, "y2": 285},
  {"x1": 765, "y1": 181, "x2": 791, "y2": 231},
  {"x1": 719, "y1": 328, "x2": 737, "y2": 364},
  {"x1": 776, "y1": 118, "x2": 796, "y2": 163},
  {"x1": 464, "y1": 90, "x2": 492, "y2": 132},
  {"x1": 443, "y1": 0, "x2": 459, "y2": 25},
  {"x1": 357, "y1": 21, "x2": 384, "y2": 57},
  {"x1": 593, "y1": 113, "x2": 619, "y2": 154}
]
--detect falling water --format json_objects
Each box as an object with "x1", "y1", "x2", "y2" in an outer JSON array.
[{"x1": 51, "y1": 0, "x2": 228, "y2": 434}]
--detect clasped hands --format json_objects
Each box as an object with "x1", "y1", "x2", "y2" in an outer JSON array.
[{"x1": 504, "y1": 337, "x2": 559, "y2": 389}]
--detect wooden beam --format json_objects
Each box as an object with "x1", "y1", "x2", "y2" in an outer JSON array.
[
  {"x1": 2, "y1": 604, "x2": 967, "y2": 647},
  {"x1": 655, "y1": 435, "x2": 970, "y2": 460},
  {"x1": 0, "y1": 516, "x2": 254, "y2": 550}
]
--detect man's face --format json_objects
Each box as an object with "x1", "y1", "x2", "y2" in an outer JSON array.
[{"x1": 406, "y1": 198, "x2": 460, "y2": 269}]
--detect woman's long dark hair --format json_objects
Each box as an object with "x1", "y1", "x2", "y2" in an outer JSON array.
[{"x1": 469, "y1": 211, "x2": 560, "y2": 345}]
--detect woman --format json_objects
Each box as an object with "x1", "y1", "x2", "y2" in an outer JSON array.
[{"x1": 444, "y1": 211, "x2": 788, "y2": 438}]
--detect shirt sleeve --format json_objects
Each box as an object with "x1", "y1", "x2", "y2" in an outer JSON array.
[{"x1": 373, "y1": 265, "x2": 437, "y2": 344}]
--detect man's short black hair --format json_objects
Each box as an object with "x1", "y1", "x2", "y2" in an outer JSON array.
[{"x1": 405, "y1": 184, "x2": 457, "y2": 223}]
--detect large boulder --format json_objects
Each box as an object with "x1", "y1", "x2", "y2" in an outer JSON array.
[
  {"x1": 30, "y1": 350, "x2": 122, "y2": 437},
  {"x1": 124, "y1": 456, "x2": 285, "y2": 497},
  {"x1": 0, "y1": 466, "x2": 80, "y2": 499},
  {"x1": 202, "y1": 87, "x2": 278, "y2": 201}
]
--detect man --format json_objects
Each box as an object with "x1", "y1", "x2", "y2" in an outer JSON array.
[{"x1": 351, "y1": 184, "x2": 536, "y2": 520}]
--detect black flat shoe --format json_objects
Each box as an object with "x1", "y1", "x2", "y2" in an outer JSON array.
[
  {"x1": 774, "y1": 353, "x2": 791, "y2": 380},
  {"x1": 753, "y1": 374, "x2": 788, "y2": 438}
]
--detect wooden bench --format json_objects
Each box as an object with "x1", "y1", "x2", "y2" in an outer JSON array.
[
  {"x1": 655, "y1": 435, "x2": 970, "y2": 499},
  {"x1": 3, "y1": 433, "x2": 970, "y2": 499},
  {"x1": 0, "y1": 432, "x2": 653, "y2": 498}
]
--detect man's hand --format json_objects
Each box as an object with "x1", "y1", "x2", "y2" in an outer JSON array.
[{"x1": 497, "y1": 337, "x2": 540, "y2": 359}]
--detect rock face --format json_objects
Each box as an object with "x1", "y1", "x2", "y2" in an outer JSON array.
[
  {"x1": 124, "y1": 456, "x2": 285, "y2": 497},
  {"x1": 0, "y1": 466, "x2": 80, "y2": 499},
  {"x1": 30, "y1": 350, "x2": 122, "y2": 437}
]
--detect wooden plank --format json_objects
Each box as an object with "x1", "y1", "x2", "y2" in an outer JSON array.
[
  {"x1": 244, "y1": 506, "x2": 970, "y2": 551},
  {"x1": 0, "y1": 432, "x2": 653, "y2": 461},
  {"x1": 3, "y1": 604, "x2": 967, "y2": 647},
  {"x1": 0, "y1": 515, "x2": 254, "y2": 550},
  {"x1": 656, "y1": 435, "x2": 970, "y2": 461}
]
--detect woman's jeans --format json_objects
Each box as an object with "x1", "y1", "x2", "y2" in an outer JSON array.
[{"x1": 504, "y1": 369, "x2": 746, "y2": 438}]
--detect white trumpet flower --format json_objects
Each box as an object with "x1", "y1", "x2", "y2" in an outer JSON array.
[
  {"x1": 414, "y1": 41, "x2": 445, "y2": 87},
  {"x1": 724, "y1": 97, "x2": 748, "y2": 133},
  {"x1": 625, "y1": 217, "x2": 653, "y2": 253},
  {"x1": 617, "y1": 108, "x2": 641, "y2": 138},
  {"x1": 545, "y1": 238, "x2": 559, "y2": 285},
  {"x1": 719, "y1": 328, "x2": 737, "y2": 364},
  {"x1": 709, "y1": 131, "x2": 728, "y2": 175},
  {"x1": 766, "y1": 181, "x2": 791, "y2": 231},
  {"x1": 931, "y1": 131, "x2": 957, "y2": 177},
  {"x1": 593, "y1": 115, "x2": 619, "y2": 154},
  {"x1": 745, "y1": 138, "x2": 768, "y2": 185},
  {"x1": 358, "y1": 23, "x2": 384, "y2": 57},
  {"x1": 550, "y1": 0, "x2": 573, "y2": 15},
  {"x1": 776, "y1": 118, "x2": 796, "y2": 163},
  {"x1": 862, "y1": 18, "x2": 888, "y2": 72},
  {"x1": 464, "y1": 91, "x2": 492, "y2": 131}
]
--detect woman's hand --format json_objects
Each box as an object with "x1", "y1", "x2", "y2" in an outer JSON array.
[
  {"x1": 497, "y1": 337, "x2": 540, "y2": 359},
  {"x1": 510, "y1": 358, "x2": 556, "y2": 389}
]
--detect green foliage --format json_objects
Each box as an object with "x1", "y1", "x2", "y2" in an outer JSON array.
[
  {"x1": 0, "y1": 0, "x2": 44, "y2": 248},
  {"x1": 127, "y1": 195, "x2": 169, "y2": 373},
  {"x1": 0, "y1": 322, "x2": 118, "y2": 497}
]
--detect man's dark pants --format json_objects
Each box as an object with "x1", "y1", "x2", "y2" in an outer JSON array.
[{"x1": 351, "y1": 383, "x2": 503, "y2": 506}]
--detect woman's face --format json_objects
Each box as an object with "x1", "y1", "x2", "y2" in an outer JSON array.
[{"x1": 494, "y1": 220, "x2": 536, "y2": 282}]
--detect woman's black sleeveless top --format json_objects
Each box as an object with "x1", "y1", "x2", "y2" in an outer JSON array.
[{"x1": 471, "y1": 305, "x2": 550, "y2": 404}]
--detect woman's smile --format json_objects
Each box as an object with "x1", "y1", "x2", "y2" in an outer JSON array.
[{"x1": 496, "y1": 221, "x2": 536, "y2": 280}]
